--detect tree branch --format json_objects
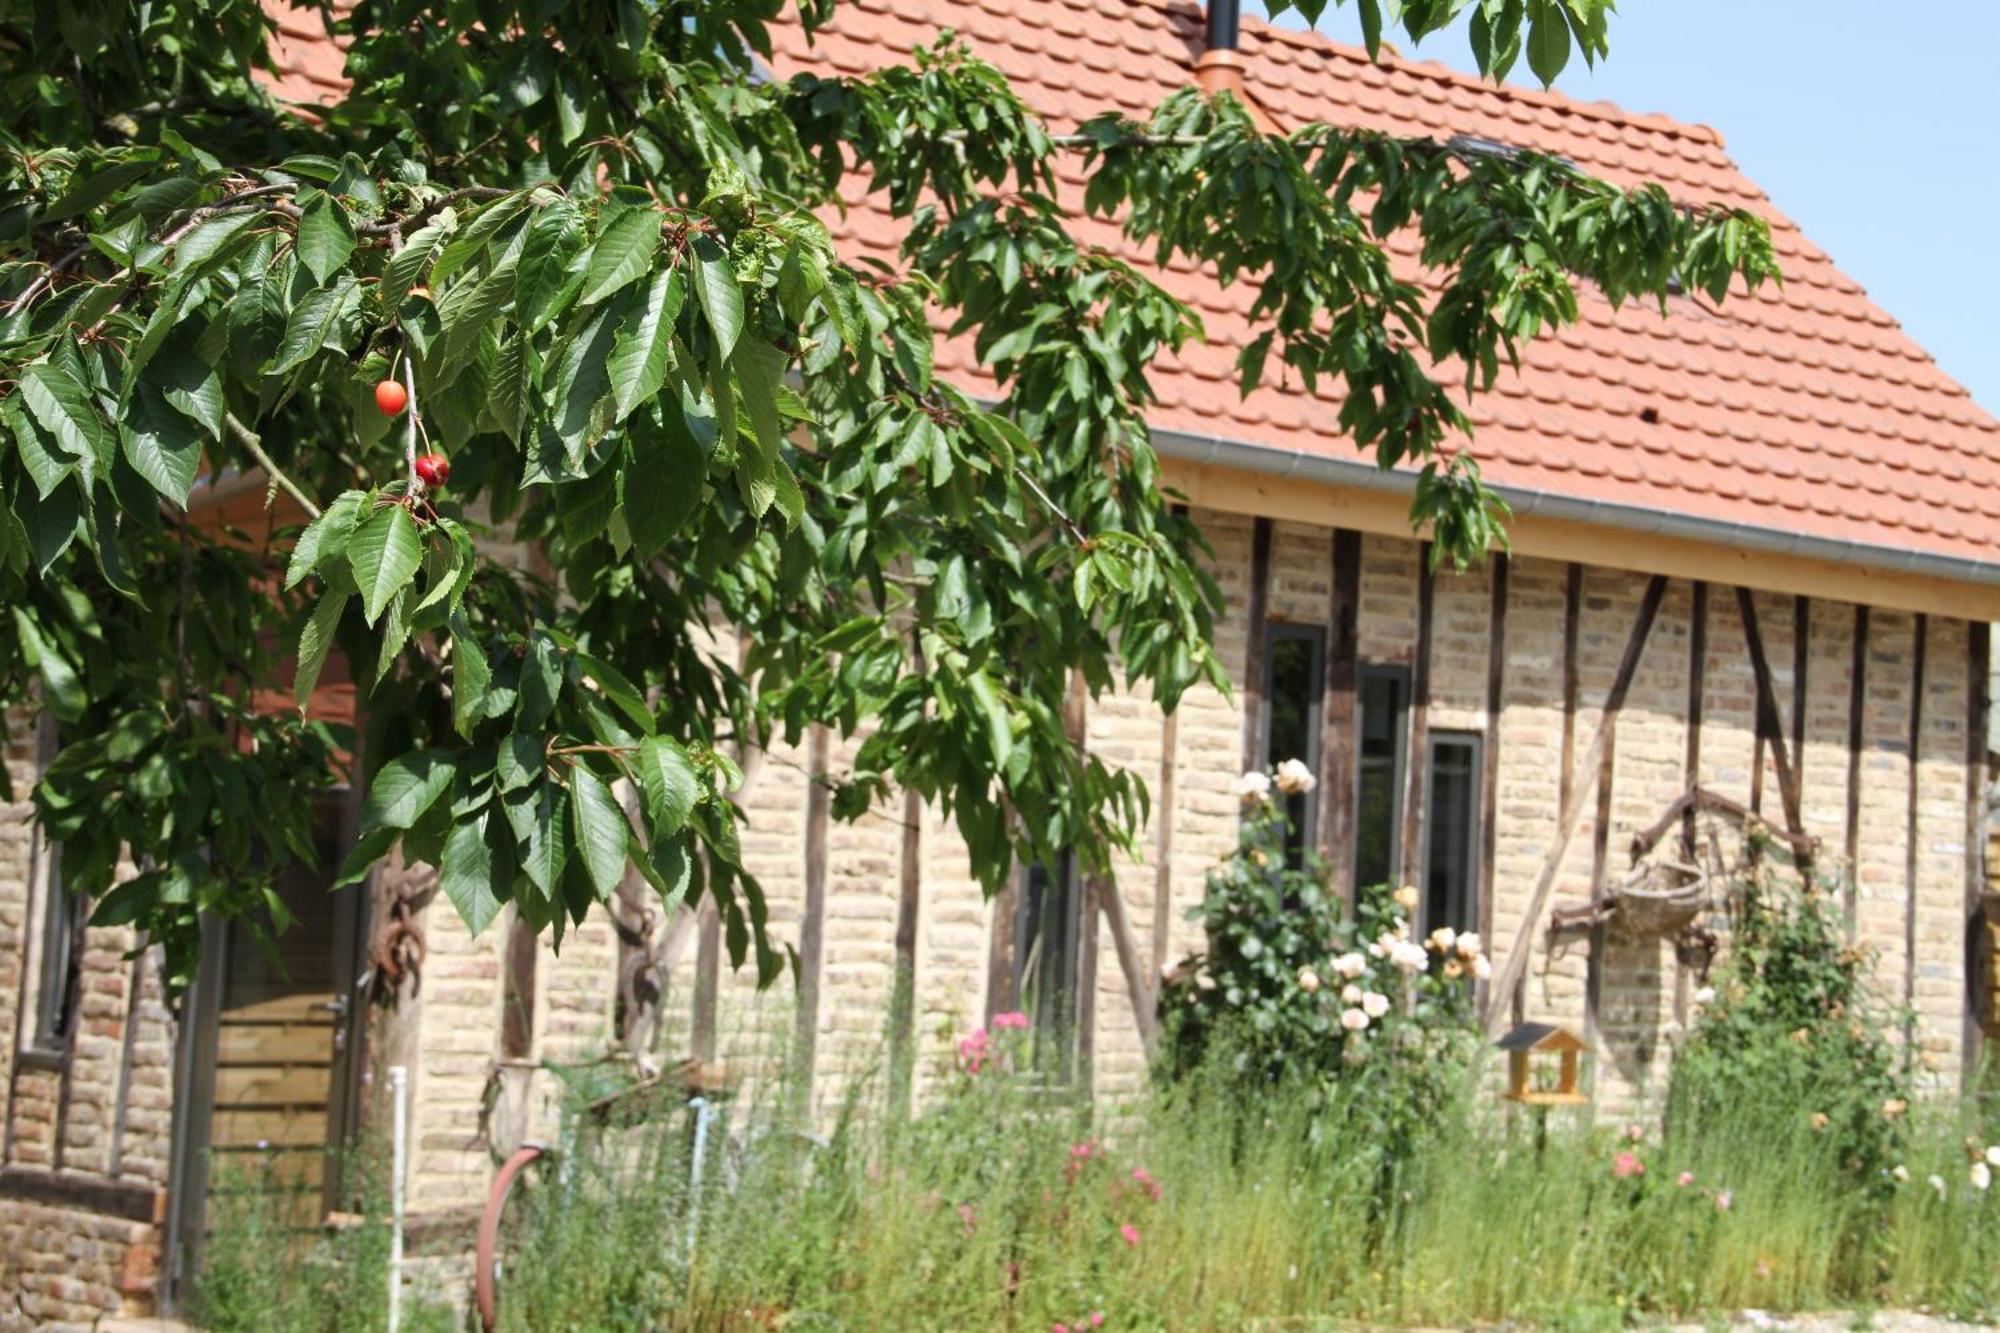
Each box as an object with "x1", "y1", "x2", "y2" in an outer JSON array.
[{"x1": 222, "y1": 412, "x2": 322, "y2": 520}]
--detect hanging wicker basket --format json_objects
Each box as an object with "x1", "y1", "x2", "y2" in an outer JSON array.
[{"x1": 1608, "y1": 859, "x2": 1706, "y2": 939}]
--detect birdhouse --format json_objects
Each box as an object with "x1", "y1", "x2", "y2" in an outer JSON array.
[{"x1": 1496, "y1": 1022, "x2": 1590, "y2": 1106}]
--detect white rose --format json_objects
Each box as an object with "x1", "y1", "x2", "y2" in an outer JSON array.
[
  {"x1": 1693, "y1": 986, "x2": 1716, "y2": 1006},
  {"x1": 1455, "y1": 932, "x2": 1482, "y2": 959},
  {"x1": 1472, "y1": 955, "x2": 1493, "y2": 981},
  {"x1": 1274, "y1": 758, "x2": 1317, "y2": 795},
  {"x1": 1341, "y1": 983, "x2": 1363, "y2": 1004},
  {"x1": 1339, "y1": 1007, "x2": 1370, "y2": 1032},
  {"x1": 1973, "y1": 1162, "x2": 1992, "y2": 1192},
  {"x1": 1361, "y1": 991, "x2": 1391, "y2": 1019},
  {"x1": 1986, "y1": 1146, "x2": 2000, "y2": 1168},
  {"x1": 1297, "y1": 966, "x2": 1322, "y2": 994},
  {"x1": 1929, "y1": 1174, "x2": 1948, "y2": 1200},
  {"x1": 1391, "y1": 941, "x2": 1429, "y2": 972},
  {"x1": 1428, "y1": 926, "x2": 1457, "y2": 954},
  {"x1": 1334, "y1": 952, "x2": 1367, "y2": 980},
  {"x1": 1891, "y1": 1165, "x2": 1910, "y2": 1183},
  {"x1": 1194, "y1": 969, "x2": 1217, "y2": 992},
  {"x1": 1232, "y1": 770, "x2": 1273, "y2": 802}
]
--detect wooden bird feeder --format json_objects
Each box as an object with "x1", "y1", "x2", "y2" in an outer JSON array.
[{"x1": 1496, "y1": 1022, "x2": 1590, "y2": 1107}]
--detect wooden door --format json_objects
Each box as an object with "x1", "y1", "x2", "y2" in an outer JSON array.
[{"x1": 164, "y1": 803, "x2": 367, "y2": 1301}]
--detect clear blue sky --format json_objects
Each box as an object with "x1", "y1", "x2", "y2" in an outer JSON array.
[{"x1": 1251, "y1": 1, "x2": 1999, "y2": 414}]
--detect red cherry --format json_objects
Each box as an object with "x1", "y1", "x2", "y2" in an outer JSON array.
[
  {"x1": 374, "y1": 379, "x2": 408, "y2": 416},
  {"x1": 414, "y1": 453, "x2": 450, "y2": 488}
]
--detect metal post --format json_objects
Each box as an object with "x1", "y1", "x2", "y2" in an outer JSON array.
[
  {"x1": 388, "y1": 1065, "x2": 408, "y2": 1333},
  {"x1": 686, "y1": 1096, "x2": 714, "y2": 1257}
]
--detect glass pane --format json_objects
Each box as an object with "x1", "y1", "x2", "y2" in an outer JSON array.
[
  {"x1": 1424, "y1": 737, "x2": 1480, "y2": 937},
  {"x1": 1015, "y1": 855, "x2": 1077, "y2": 1077},
  {"x1": 1355, "y1": 672, "x2": 1407, "y2": 889}
]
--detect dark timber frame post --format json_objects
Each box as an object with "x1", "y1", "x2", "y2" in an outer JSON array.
[
  {"x1": 1318, "y1": 529, "x2": 1363, "y2": 908},
  {"x1": 1845, "y1": 604, "x2": 1872, "y2": 928},
  {"x1": 1965, "y1": 622, "x2": 1991, "y2": 1089},
  {"x1": 1903, "y1": 614, "x2": 1929, "y2": 1062},
  {"x1": 1736, "y1": 587, "x2": 1807, "y2": 850},
  {"x1": 793, "y1": 725, "x2": 832, "y2": 1109},
  {"x1": 1682, "y1": 582, "x2": 1709, "y2": 859},
  {"x1": 1478, "y1": 554, "x2": 1509, "y2": 962},
  {"x1": 1399, "y1": 544, "x2": 1436, "y2": 906},
  {"x1": 1486, "y1": 574, "x2": 1668, "y2": 1036},
  {"x1": 1241, "y1": 518, "x2": 1274, "y2": 777}
]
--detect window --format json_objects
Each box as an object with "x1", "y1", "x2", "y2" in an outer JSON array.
[
  {"x1": 1262, "y1": 623, "x2": 1324, "y2": 864},
  {"x1": 1013, "y1": 852, "x2": 1081, "y2": 1079},
  {"x1": 28, "y1": 839, "x2": 81, "y2": 1054},
  {"x1": 1354, "y1": 666, "x2": 1411, "y2": 890},
  {"x1": 1422, "y1": 733, "x2": 1483, "y2": 939}
]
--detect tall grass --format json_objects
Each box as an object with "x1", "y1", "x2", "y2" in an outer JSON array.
[{"x1": 481, "y1": 1052, "x2": 2000, "y2": 1331}]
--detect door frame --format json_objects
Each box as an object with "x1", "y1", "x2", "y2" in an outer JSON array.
[{"x1": 159, "y1": 791, "x2": 371, "y2": 1312}]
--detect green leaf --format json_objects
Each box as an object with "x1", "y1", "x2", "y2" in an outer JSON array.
[
  {"x1": 579, "y1": 205, "x2": 660, "y2": 305},
  {"x1": 608, "y1": 268, "x2": 684, "y2": 422},
  {"x1": 692, "y1": 237, "x2": 743, "y2": 362},
  {"x1": 439, "y1": 808, "x2": 504, "y2": 935},
  {"x1": 733, "y1": 336, "x2": 787, "y2": 467},
  {"x1": 622, "y1": 411, "x2": 706, "y2": 558},
  {"x1": 517, "y1": 781, "x2": 569, "y2": 895},
  {"x1": 12, "y1": 608, "x2": 85, "y2": 721},
  {"x1": 635, "y1": 735, "x2": 699, "y2": 837},
  {"x1": 121, "y1": 382, "x2": 202, "y2": 505},
  {"x1": 361, "y1": 749, "x2": 457, "y2": 832},
  {"x1": 381, "y1": 220, "x2": 448, "y2": 307},
  {"x1": 334, "y1": 827, "x2": 398, "y2": 887},
  {"x1": 152, "y1": 339, "x2": 224, "y2": 440},
  {"x1": 20, "y1": 363, "x2": 114, "y2": 482},
  {"x1": 268, "y1": 277, "x2": 361, "y2": 376},
  {"x1": 518, "y1": 634, "x2": 562, "y2": 729},
  {"x1": 40, "y1": 158, "x2": 158, "y2": 224},
  {"x1": 568, "y1": 764, "x2": 628, "y2": 899},
  {"x1": 293, "y1": 586, "x2": 347, "y2": 708},
  {"x1": 438, "y1": 252, "x2": 519, "y2": 373},
  {"x1": 450, "y1": 618, "x2": 490, "y2": 741},
  {"x1": 285, "y1": 489, "x2": 365, "y2": 588},
  {"x1": 5, "y1": 395, "x2": 73, "y2": 499},
  {"x1": 1526, "y1": 0, "x2": 1572, "y2": 85},
  {"x1": 348, "y1": 503, "x2": 424, "y2": 626},
  {"x1": 296, "y1": 192, "x2": 357, "y2": 286}
]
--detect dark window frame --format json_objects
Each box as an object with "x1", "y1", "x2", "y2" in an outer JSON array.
[
  {"x1": 1419, "y1": 730, "x2": 1484, "y2": 940},
  {"x1": 1353, "y1": 663, "x2": 1412, "y2": 891},
  {"x1": 21, "y1": 716, "x2": 81, "y2": 1062},
  {"x1": 1012, "y1": 851, "x2": 1083, "y2": 1082},
  {"x1": 1261, "y1": 621, "x2": 1326, "y2": 862}
]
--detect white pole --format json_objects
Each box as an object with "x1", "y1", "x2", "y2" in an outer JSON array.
[{"x1": 388, "y1": 1064, "x2": 408, "y2": 1333}]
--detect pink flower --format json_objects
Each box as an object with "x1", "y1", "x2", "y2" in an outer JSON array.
[
  {"x1": 1131, "y1": 1166, "x2": 1163, "y2": 1201},
  {"x1": 958, "y1": 1028, "x2": 990, "y2": 1074},
  {"x1": 1676, "y1": 1172, "x2": 1695, "y2": 1188},
  {"x1": 1626, "y1": 1123, "x2": 1644, "y2": 1145},
  {"x1": 1065, "y1": 1140, "x2": 1098, "y2": 1184},
  {"x1": 1612, "y1": 1152, "x2": 1645, "y2": 1180},
  {"x1": 1053, "y1": 1324, "x2": 1068, "y2": 1333},
  {"x1": 1089, "y1": 1315, "x2": 1105, "y2": 1329},
  {"x1": 1119, "y1": 1222, "x2": 1141, "y2": 1247},
  {"x1": 994, "y1": 1010, "x2": 1030, "y2": 1030},
  {"x1": 1715, "y1": 1190, "x2": 1733, "y2": 1213}
]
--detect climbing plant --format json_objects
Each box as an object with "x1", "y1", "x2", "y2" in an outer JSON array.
[{"x1": 0, "y1": 0, "x2": 1777, "y2": 990}]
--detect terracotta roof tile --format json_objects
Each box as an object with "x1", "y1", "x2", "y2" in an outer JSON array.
[{"x1": 263, "y1": 0, "x2": 2000, "y2": 571}]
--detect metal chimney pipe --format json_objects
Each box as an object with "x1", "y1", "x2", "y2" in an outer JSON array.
[{"x1": 1195, "y1": 0, "x2": 1251, "y2": 97}]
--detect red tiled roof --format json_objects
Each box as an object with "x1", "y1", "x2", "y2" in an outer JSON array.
[
  {"x1": 769, "y1": 0, "x2": 2000, "y2": 570},
  {"x1": 261, "y1": 1, "x2": 2000, "y2": 570}
]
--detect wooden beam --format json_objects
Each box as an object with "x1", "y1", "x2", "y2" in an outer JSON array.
[
  {"x1": 1683, "y1": 583, "x2": 1709, "y2": 857},
  {"x1": 690, "y1": 895, "x2": 721, "y2": 1063},
  {"x1": 1792, "y1": 596, "x2": 1811, "y2": 778},
  {"x1": 1735, "y1": 586, "x2": 1806, "y2": 842},
  {"x1": 889, "y1": 780, "x2": 923, "y2": 1114},
  {"x1": 1560, "y1": 566, "x2": 1584, "y2": 823},
  {"x1": 1845, "y1": 604, "x2": 1871, "y2": 927},
  {"x1": 793, "y1": 726, "x2": 832, "y2": 1102},
  {"x1": 1478, "y1": 554, "x2": 1509, "y2": 955},
  {"x1": 1485, "y1": 574, "x2": 1669, "y2": 1036},
  {"x1": 0, "y1": 1165, "x2": 161, "y2": 1223},
  {"x1": 1583, "y1": 695, "x2": 1618, "y2": 1066},
  {"x1": 984, "y1": 875, "x2": 1020, "y2": 1024},
  {"x1": 1399, "y1": 543, "x2": 1436, "y2": 906},
  {"x1": 1317, "y1": 529, "x2": 1363, "y2": 907},
  {"x1": 1903, "y1": 614, "x2": 1928, "y2": 1060},
  {"x1": 1150, "y1": 709, "x2": 1180, "y2": 981},
  {"x1": 106, "y1": 947, "x2": 147, "y2": 1178},
  {"x1": 1099, "y1": 872, "x2": 1160, "y2": 1055},
  {"x1": 1240, "y1": 517, "x2": 1274, "y2": 776},
  {"x1": 1065, "y1": 672, "x2": 1097, "y2": 1087},
  {"x1": 1966, "y1": 622, "x2": 1991, "y2": 1090},
  {"x1": 1160, "y1": 455, "x2": 2000, "y2": 623},
  {"x1": 499, "y1": 912, "x2": 537, "y2": 1061}
]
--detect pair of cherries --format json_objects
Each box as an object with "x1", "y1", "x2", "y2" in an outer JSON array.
[{"x1": 374, "y1": 380, "x2": 450, "y2": 487}]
